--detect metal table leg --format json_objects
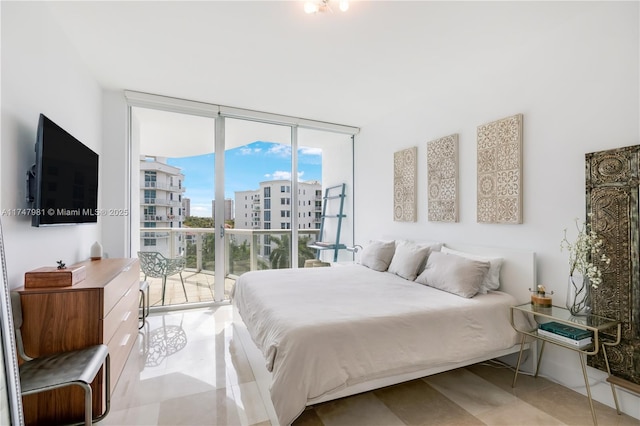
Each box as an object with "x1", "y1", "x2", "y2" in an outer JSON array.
[
  {"x1": 512, "y1": 333, "x2": 527, "y2": 388},
  {"x1": 602, "y1": 344, "x2": 621, "y2": 415},
  {"x1": 534, "y1": 339, "x2": 546, "y2": 378},
  {"x1": 578, "y1": 351, "x2": 598, "y2": 425}
]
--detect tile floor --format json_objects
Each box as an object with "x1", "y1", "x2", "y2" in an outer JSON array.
[{"x1": 99, "y1": 305, "x2": 640, "y2": 426}]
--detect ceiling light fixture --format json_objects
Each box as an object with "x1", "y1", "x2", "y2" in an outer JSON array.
[{"x1": 304, "y1": 0, "x2": 349, "y2": 14}]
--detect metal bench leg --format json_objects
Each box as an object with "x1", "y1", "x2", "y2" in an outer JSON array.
[
  {"x1": 92, "y1": 354, "x2": 111, "y2": 423},
  {"x1": 77, "y1": 382, "x2": 92, "y2": 426}
]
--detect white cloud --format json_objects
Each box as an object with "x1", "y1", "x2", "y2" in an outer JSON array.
[
  {"x1": 267, "y1": 170, "x2": 292, "y2": 180},
  {"x1": 299, "y1": 147, "x2": 322, "y2": 156},
  {"x1": 239, "y1": 146, "x2": 262, "y2": 155},
  {"x1": 264, "y1": 170, "x2": 305, "y2": 181},
  {"x1": 267, "y1": 144, "x2": 291, "y2": 157},
  {"x1": 240, "y1": 142, "x2": 318, "y2": 158}
]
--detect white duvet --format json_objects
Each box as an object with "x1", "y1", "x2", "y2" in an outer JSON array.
[{"x1": 233, "y1": 264, "x2": 524, "y2": 425}]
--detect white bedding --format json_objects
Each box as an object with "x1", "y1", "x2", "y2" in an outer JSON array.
[{"x1": 233, "y1": 264, "x2": 526, "y2": 426}]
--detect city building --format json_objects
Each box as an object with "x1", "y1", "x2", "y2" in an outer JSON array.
[
  {"x1": 182, "y1": 197, "x2": 191, "y2": 218},
  {"x1": 235, "y1": 180, "x2": 321, "y2": 231},
  {"x1": 212, "y1": 199, "x2": 234, "y2": 222},
  {"x1": 235, "y1": 180, "x2": 322, "y2": 259},
  {"x1": 139, "y1": 156, "x2": 185, "y2": 255},
  {"x1": 234, "y1": 189, "x2": 259, "y2": 229}
]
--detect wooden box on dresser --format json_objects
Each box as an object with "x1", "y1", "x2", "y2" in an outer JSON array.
[{"x1": 16, "y1": 258, "x2": 139, "y2": 425}]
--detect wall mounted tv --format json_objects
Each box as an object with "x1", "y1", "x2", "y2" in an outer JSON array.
[{"x1": 27, "y1": 114, "x2": 99, "y2": 227}]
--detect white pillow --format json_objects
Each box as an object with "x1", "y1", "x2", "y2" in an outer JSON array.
[
  {"x1": 387, "y1": 240, "x2": 432, "y2": 281},
  {"x1": 358, "y1": 240, "x2": 396, "y2": 271},
  {"x1": 411, "y1": 240, "x2": 443, "y2": 274},
  {"x1": 415, "y1": 252, "x2": 489, "y2": 298},
  {"x1": 414, "y1": 241, "x2": 443, "y2": 252},
  {"x1": 440, "y1": 247, "x2": 503, "y2": 293}
]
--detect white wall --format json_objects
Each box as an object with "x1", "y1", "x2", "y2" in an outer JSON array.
[
  {"x1": 101, "y1": 90, "x2": 130, "y2": 259},
  {"x1": 1, "y1": 2, "x2": 104, "y2": 288},
  {"x1": 354, "y1": 1, "x2": 639, "y2": 419}
]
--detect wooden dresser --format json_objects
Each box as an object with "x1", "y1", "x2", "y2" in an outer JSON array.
[{"x1": 17, "y1": 258, "x2": 139, "y2": 425}]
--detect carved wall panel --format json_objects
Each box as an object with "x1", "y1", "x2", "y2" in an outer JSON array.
[
  {"x1": 427, "y1": 134, "x2": 458, "y2": 222},
  {"x1": 394, "y1": 147, "x2": 417, "y2": 222},
  {"x1": 477, "y1": 113, "x2": 523, "y2": 224},
  {"x1": 586, "y1": 145, "x2": 640, "y2": 385}
]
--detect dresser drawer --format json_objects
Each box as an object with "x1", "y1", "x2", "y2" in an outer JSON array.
[
  {"x1": 105, "y1": 290, "x2": 138, "y2": 392},
  {"x1": 103, "y1": 278, "x2": 138, "y2": 345},
  {"x1": 103, "y1": 259, "x2": 139, "y2": 318}
]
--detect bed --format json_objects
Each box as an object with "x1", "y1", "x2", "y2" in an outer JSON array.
[{"x1": 232, "y1": 242, "x2": 536, "y2": 425}]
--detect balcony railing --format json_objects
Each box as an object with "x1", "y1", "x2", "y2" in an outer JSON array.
[
  {"x1": 143, "y1": 214, "x2": 182, "y2": 222},
  {"x1": 142, "y1": 198, "x2": 182, "y2": 207},
  {"x1": 138, "y1": 227, "x2": 362, "y2": 308},
  {"x1": 141, "y1": 231, "x2": 170, "y2": 238},
  {"x1": 142, "y1": 181, "x2": 185, "y2": 192},
  {"x1": 140, "y1": 228, "x2": 320, "y2": 273}
]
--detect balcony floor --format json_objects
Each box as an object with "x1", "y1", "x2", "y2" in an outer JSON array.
[{"x1": 141, "y1": 270, "x2": 235, "y2": 307}]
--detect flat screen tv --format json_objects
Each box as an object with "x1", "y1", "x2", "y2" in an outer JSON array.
[{"x1": 28, "y1": 114, "x2": 99, "y2": 226}]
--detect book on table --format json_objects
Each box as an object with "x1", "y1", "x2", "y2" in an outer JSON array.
[
  {"x1": 537, "y1": 328, "x2": 593, "y2": 348},
  {"x1": 538, "y1": 321, "x2": 593, "y2": 340}
]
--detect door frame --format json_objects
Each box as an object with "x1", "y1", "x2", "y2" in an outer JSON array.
[{"x1": 125, "y1": 91, "x2": 359, "y2": 302}]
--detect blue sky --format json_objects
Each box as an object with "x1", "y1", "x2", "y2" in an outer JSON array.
[{"x1": 167, "y1": 141, "x2": 322, "y2": 217}]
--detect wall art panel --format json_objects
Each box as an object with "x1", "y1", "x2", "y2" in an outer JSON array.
[
  {"x1": 586, "y1": 145, "x2": 640, "y2": 386},
  {"x1": 394, "y1": 146, "x2": 417, "y2": 222},
  {"x1": 477, "y1": 113, "x2": 523, "y2": 224},
  {"x1": 427, "y1": 134, "x2": 458, "y2": 222}
]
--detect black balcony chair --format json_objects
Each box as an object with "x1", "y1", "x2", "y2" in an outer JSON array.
[
  {"x1": 137, "y1": 251, "x2": 188, "y2": 305},
  {"x1": 10, "y1": 292, "x2": 111, "y2": 426}
]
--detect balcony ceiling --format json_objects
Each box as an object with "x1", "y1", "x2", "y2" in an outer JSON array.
[{"x1": 45, "y1": 1, "x2": 583, "y2": 131}]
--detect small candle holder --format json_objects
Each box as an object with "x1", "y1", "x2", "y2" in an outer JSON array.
[{"x1": 530, "y1": 284, "x2": 553, "y2": 309}]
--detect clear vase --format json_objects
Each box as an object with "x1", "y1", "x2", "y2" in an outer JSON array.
[{"x1": 566, "y1": 273, "x2": 591, "y2": 316}]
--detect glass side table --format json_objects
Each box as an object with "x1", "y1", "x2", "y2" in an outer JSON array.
[{"x1": 510, "y1": 303, "x2": 622, "y2": 426}]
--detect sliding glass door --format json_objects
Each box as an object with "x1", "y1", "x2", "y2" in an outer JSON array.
[
  {"x1": 127, "y1": 91, "x2": 357, "y2": 309},
  {"x1": 224, "y1": 118, "x2": 293, "y2": 277},
  {"x1": 131, "y1": 106, "x2": 217, "y2": 307},
  {"x1": 298, "y1": 128, "x2": 354, "y2": 264}
]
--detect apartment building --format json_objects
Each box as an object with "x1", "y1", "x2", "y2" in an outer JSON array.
[
  {"x1": 182, "y1": 197, "x2": 191, "y2": 218},
  {"x1": 212, "y1": 199, "x2": 234, "y2": 222},
  {"x1": 139, "y1": 156, "x2": 185, "y2": 255},
  {"x1": 234, "y1": 180, "x2": 322, "y2": 259},
  {"x1": 235, "y1": 180, "x2": 322, "y2": 231}
]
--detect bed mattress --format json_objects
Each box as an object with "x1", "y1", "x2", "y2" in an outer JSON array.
[{"x1": 233, "y1": 264, "x2": 525, "y2": 425}]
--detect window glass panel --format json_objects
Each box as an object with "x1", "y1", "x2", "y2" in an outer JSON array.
[
  {"x1": 298, "y1": 129, "x2": 354, "y2": 264},
  {"x1": 132, "y1": 106, "x2": 215, "y2": 306},
  {"x1": 226, "y1": 118, "x2": 292, "y2": 270},
  {"x1": 130, "y1": 103, "x2": 354, "y2": 303}
]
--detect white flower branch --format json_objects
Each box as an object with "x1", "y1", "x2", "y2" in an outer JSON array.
[{"x1": 560, "y1": 217, "x2": 610, "y2": 289}]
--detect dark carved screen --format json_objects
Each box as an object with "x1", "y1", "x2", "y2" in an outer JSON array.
[{"x1": 585, "y1": 145, "x2": 639, "y2": 385}]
